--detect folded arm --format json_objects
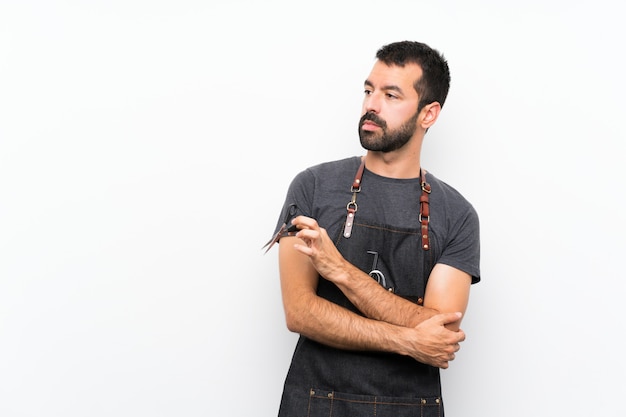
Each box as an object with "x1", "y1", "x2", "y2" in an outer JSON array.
[
  {"x1": 329, "y1": 258, "x2": 471, "y2": 331},
  {"x1": 279, "y1": 223, "x2": 467, "y2": 368},
  {"x1": 290, "y1": 216, "x2": 472, "y2": 328}
]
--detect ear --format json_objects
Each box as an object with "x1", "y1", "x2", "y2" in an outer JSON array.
[{"x1": 419, "y1": 102, "x2": 442, "y2": 129}]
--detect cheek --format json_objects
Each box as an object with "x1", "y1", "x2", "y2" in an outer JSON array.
[{"x1": 394, "y1": 106, "x2": 419, "y2": 125}]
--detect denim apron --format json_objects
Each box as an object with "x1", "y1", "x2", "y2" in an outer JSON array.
[{"x1": 278, "y1": 161, "x2": 445, "y2": 417}]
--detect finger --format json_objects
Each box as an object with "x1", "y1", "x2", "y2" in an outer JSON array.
[
  {"x1": 291, "y1": 215, "x2": 318, "y2": 229},
  {"x1": 456, "y1": 329, "x2": 466, "y2": 343},
  {"x1": 295, "y1": 228, "x2": 319, "y2": 243},
  {"x1": 293, "y1": 243, "x2": 314, "y2": 256}
]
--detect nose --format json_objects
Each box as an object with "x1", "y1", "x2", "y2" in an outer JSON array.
[{"x1": 363, "y1": 91, "x2": 381, "y2": 114}]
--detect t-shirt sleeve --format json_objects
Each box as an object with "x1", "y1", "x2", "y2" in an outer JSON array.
[
  {"x1": 271, "y1": 168, "x2": 316, "y2": 237},
  {"x1": 438, "y1": 205, "x2": 481, "y2": 284}
]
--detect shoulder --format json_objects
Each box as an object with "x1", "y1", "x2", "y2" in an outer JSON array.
[
  {"x1": 284, "y1": 156, "x2": 362, "y2": 232},
  {"x1": 289, "y1": 156, "x2": 362, "y2": 190},
  {"x1": 426, "y1": 171, "x2": 477, "y2": 216},
  {"x1": 425, "y1": 171, "x2": 481, "y2": 282},
  {"x1": 303, "y1": 156, "x2": 362, "y2": 178},
  {"x1": 285, "y1": 155, "x2": 362, "y2": 207}
]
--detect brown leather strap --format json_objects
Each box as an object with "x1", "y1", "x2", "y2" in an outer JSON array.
[
  {"x1": 419, "y1": 168, "x2": 431, "y2": 250},
  {"x1": 352, "y1": 157, "x2": 366, "y2": 190},
  {"x1": 345, "y1": 159, "x2": 431, "y2": 251},
  {"x1": 344, "y1": 158, "x2": 365, "y2": 238}
]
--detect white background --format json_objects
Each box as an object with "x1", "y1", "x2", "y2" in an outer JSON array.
[{"x1": 1, "y1": 1, "x2": 624, "y2": 416}]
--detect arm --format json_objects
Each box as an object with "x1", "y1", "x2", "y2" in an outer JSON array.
[
  {"x1": 329, "y1": 260, "x2": 471, "y2": 330},
  {"x1": 290, "y1": 215, "x2": 470, "y2": 328},
  {"x1": 423, "y1": 263, "x2": 471, "y2": 331},
  {"x1": 279, "y1": 219, "x2": 465, "y2": 368},
  {"x1": 325, "y1": 255, "x2": 438, "y2": 328},
  {"x1": 279, "y1": 238, "x2": 409, "y2": 351}
]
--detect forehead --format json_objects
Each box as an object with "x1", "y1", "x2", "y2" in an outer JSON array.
[{"x1": 365, "y1": 61, "x2": 422, "y2": 94}]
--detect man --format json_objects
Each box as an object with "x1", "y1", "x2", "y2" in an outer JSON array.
[{"x1": 266, "y1": 40, "x2": 480, "y2": 417}]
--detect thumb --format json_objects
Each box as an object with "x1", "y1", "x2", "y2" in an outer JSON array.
[{"x1": 433, "y1": 311, "x2": 463, "y2": 326}]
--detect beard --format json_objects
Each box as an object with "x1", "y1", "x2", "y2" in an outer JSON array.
[{"x1": 358, "y1": 110, "x2": 419, "y2": 152}]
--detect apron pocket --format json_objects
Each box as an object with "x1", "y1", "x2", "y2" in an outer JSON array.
[{"x1": 307, "y1": 388, "x2": 442, "y2": 417}]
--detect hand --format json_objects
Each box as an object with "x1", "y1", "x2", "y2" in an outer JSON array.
[
  {"x1": 290, "y1": 215, "x2": 347, "y2": 282},
  {"x1": 400, "y1": 312, "x2": 465, "y2": 368}
]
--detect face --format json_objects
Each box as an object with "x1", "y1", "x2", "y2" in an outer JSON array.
[{"x1": 358, "y1": 61, "x2": 422, "y2": 153}]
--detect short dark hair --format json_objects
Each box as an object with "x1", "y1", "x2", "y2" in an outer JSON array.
[{"x1": 375, "y1": 41, "x2": 451, "y2": 112}]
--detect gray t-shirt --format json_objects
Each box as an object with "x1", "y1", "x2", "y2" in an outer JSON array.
[{"x1": 275, "y1": 156, "x2": 480, "y2": 283}]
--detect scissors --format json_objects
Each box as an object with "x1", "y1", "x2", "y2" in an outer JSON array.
[{"x1": 262, "y1": 203, "x2": 299, "y2": 254}]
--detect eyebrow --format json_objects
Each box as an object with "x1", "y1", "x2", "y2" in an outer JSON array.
[{"x1": 364, "y1": 79, "x2": 404, "y2": 94}]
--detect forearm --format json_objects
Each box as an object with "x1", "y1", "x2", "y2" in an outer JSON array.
[
  {"x1": 288, "y1": 220, "x2": 439, "y2": 327},
  {"x1": 283, "y1": 288, "x2": 463, "y2": 368},
  {"x1": 284, "y1": 289, "x2": 413, "y2": 355},
  {"x1": 329, "y1": 261, "x2": 439, "y2": 328},
  {"x1": 280, "y1": 239, "x2": 407, "y2": 353}
]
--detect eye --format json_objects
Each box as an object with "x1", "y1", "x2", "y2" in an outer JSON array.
[
  {"x1": 386, "y1": 93, "x2": 398, "y2": 99},
  {"x1": 364, "y1": 89, "x2": 372, "y2": 95}
]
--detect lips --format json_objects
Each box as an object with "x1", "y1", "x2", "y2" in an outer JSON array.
[
  {"x1": 361, "y1": 120, "x2": 381, "y2": 131},
  {"x1": 360, "y1": 113, "x2": 386, "y2": 131}
]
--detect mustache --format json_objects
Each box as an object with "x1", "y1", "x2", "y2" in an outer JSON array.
[{"x1": 360, "y1": 112, "x2": 387, "y2": 129}]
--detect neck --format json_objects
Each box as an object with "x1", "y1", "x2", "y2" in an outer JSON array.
[{"x1": 364, "y1": 148, "x2": 422, "y2": 179}]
